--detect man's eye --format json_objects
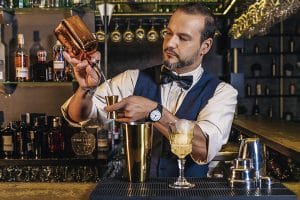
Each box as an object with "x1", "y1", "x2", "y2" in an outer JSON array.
[{"x1": 179, "y1": 36, "x2": 188, "y2": 41}]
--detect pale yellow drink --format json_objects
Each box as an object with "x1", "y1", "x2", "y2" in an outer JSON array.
[{"x1": 169, "y1": 132, "x2": 193, "y2": 159}]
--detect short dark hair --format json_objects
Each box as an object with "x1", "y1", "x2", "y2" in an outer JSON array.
[{"x1": 176, "y1": 3, "x2": 217, "y2": 42}]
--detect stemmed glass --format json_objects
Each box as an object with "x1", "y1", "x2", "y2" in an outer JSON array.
[{"x1": 168, "y1": 119, "x2": 195, "y2": 189}]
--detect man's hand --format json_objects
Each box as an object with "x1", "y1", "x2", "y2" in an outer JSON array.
[
  {"x1": 63, "y1": 51, "x2": 101, "y2": 89},
  {"x1": 104, "y1": 96, "x2": 157, "y2": 123}
]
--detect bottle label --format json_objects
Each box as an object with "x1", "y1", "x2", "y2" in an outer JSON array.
[
  {"x1": 3, "y1": 136, "x2": 13, "y2": 151},
  {"x1": 16, "y1": 67, "x2": 28, "y2": 78},
  {"x1": 0, "y1": 71, "x2": 3, "y2": 80},
  {"x1": 98, "y1": 138, "x2": 108, "y2": 148},
  {"x1": 53, "y1": 61, "x2": 64, "y2": 70}
]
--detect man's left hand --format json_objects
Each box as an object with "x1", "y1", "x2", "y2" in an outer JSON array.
[{"x1": 104, "y1": 96, "x2": 157, "y2": 123}]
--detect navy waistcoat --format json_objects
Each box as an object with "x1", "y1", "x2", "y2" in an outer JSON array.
[{"x1": 133, "y1": 65, "x2": 221, "y2": 177}]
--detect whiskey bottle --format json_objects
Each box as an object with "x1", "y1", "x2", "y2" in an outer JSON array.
[
  {"x1": 15, "y1": 34, "x2": 29, "y2": 82},
  {"x1": 2, "y1": 122, "x2": 15, "y2": 159},
  {"x1": 53, "y1": 40, "x2": 65, "y2": 82},
  {"x1": 0, "y1": 25, "x2": 6, "y2": 82}
]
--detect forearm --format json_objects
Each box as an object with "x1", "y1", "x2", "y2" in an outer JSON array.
[{"x1": 67, "y1": 87, "x2": 94, "y2": 123}]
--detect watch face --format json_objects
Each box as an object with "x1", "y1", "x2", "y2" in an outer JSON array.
[{"x1": 150, "y1": 110, "x2": 162, "y2": 122}]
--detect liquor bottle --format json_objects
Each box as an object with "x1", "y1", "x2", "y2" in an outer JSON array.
[
  {"x1": 32, "y1": 117, "x2": 43, "y2": 159},
  {"x1": 40, "y1": 116, "x2": 49, "y2": 158},
  {"x1": 15, "y1": 34, "x2": 29, "y2": 82},
  {"x1": 96, "y1": 128, "x2": 109, "y2": 153},
  {"x1": 268, "y1": 106, "x2": 273, "y2": 119},
  {"x1": 252, "y1": 99, "x2": 260, "y2": 116},
  {"x1": 24, "y1": 113, "x2": 34, "y2": 159},
  {"x1": 0, "y1": 25, "x2": 6, "y2": 82},
  {"x1": 289, "y1": 38, "x2": 295, "y2": 53},
  {"x1": 271, "y1": 58, "x2": 277, "y2": 77},
  {"x1": 2, "y1": 122, "x2": 15, "y2": 159},
  {"x1": 255, "y1": 82, "x2": 262, "y2": 96},
  {"x1": 29, "y1": 31, "x2": 44, "y2": 79},
  {"x1": 267, "y1": 42, "x2": 273, "y2": 53},
  {"x1": 254, "y1": 44, "x2": 259, "y2": 54},
  {"x1": 53, "y1": 40, "x2": 65, "y2": 82},
  {"x1": 246, "y1": 84, "x2": 251, "y2": 96},
  {"x1": 33, "y1": 50, "x2": 48, "y2": 81},
  {"x1": 289, "y1": 82, "x2": 296, "y2": 95},
  {"x1": 13, "y1": 121, "x2": 23, "y2": 159},
  {"x1": 48, "y1": 117, "x2": 64, "y2": 157}
]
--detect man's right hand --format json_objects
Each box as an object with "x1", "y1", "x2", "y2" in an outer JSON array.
[{"x1": 63, "y1": 51, "x2": 102, "y2": 89}]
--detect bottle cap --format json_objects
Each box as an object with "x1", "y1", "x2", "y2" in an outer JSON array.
[{"x1": 17, "y1": 34, "x2": 24, "y2": 44}]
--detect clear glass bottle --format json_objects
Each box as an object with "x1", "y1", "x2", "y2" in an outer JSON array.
[
  {"x1": 53, "y1": 40, "x2": 65, "y2": 82},
  {"x1": 15, "y1": 34, "x2": 29, "y2": 82}
]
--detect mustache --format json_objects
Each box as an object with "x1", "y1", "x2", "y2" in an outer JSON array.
[{"x1": 163, "y1": 48, "x2": 179, "y2": 58}]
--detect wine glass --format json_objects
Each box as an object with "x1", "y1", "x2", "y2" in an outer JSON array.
[{"x1": 168, "y1": 119, "x2": 195, "y2": 189}]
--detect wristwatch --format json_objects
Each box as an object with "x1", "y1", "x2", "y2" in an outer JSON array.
[{"x1": 148, "y1": 103, "x2": 163, "y2": 122}]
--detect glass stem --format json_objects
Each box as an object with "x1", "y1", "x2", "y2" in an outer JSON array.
[{"x1": 178, "y1": 158, "x2": 185, "y2": 181}]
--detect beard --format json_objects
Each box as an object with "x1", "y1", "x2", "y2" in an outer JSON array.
[{"x1": 163, "y1": 48, "x2": 200, "y2": 70}]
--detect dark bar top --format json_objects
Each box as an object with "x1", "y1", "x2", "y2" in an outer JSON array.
[
  {"x1": 90, "y1": 178, "x2": 296, "y2": 200},
  {"x1": 232, "y1": 116, "x2": 300, "y2": 163}
]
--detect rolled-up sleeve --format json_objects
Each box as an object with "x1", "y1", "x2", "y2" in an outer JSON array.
[
  {"x1": 61, "y1": 69, "x2": 139, "y2": 127},
  {"x1": 196, "y1": 82, "x2": 238, "y2": 163}
]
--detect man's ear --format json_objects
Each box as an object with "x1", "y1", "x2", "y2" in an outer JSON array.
[{"x1": 200, "y1": 38, "x2": 213, "y2": 55}]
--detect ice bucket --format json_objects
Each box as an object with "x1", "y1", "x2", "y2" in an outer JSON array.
[{"x1": 121, "y1": 122, "x2": 153, "y2": 182}]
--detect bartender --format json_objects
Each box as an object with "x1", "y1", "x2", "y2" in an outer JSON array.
[{"x1": 61, "y1": 2, "x2": 238, "y2": 177}]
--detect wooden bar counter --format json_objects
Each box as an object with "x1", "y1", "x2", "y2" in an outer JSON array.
[{"x1": 232, "y1": 115, "x2": 300, "y2": 162}]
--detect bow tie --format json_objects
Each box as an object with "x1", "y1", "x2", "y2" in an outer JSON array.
[{"x1": 160, "y1": 67, "x2": 193, "y2": 90}]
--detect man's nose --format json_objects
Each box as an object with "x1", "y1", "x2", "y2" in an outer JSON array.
[{"x1": 165, "y1": 35, "x2": 178, "y2": 48}]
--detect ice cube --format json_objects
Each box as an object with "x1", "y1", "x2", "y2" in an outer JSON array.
[{"x1": 175, "y1": 119, "x2": 194, "y2": 134}]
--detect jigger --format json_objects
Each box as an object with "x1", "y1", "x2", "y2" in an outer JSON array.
[{"x1": 105, "y1": 95, "x2": 118, "y2": 119}]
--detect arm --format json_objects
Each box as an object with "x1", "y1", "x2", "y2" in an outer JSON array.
[{"x1": 62, "y1": 51, "x2": 101, "y2": 123}]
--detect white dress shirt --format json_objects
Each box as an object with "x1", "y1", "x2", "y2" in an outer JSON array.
[{"x1": 61, "y1": 65, "x2": 238, "y2": 164}]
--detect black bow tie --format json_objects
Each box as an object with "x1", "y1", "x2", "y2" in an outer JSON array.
[{"x1": 160, "y1": 67, "x2": 193, "y2": 90}]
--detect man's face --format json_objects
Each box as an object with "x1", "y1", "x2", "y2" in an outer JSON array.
[{"x1": 162, "y1": 10, "x2": 206, "y2": 71}]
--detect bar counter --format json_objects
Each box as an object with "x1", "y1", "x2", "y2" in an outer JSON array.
[
  {"x1": 0, "y1": 181, "x2": 298, "y2": 200},
  {"x1": 232, "y1": 116, "x2": 300, "y2": 162}
]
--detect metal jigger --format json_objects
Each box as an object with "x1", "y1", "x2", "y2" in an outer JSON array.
[{"x1": 105, "y1": 95, "x2": 118, "y2": 119}]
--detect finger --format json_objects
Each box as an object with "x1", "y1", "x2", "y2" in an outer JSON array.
[
  {"x1": 63, "y1": 51, "x2": 81, "y2": 64},
  {"x1": 88, "y1": 51, "x2": 101, "y2": 63},
  {"x1": 115, "y1": 118, "x2": 130, "y2": 123},
  {"x1": 104, "y1": 99, "x2": 127, "y2": 112}
]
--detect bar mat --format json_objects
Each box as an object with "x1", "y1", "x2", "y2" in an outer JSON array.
[{"x1": 90, "y1": 178, "x2": 297, "y2": 200}]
